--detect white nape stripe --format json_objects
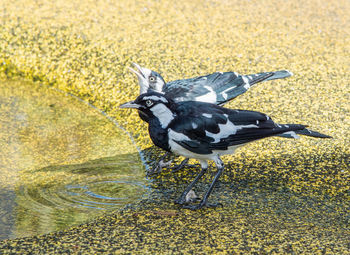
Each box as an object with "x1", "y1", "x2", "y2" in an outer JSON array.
[
  {"x1": 202, "y1": 113, "x2": 212, "y2": 118},
  {"x1": 192, "y1": 122, "x2": 198, "y2": 129},
  {"x1": 205, "y1": 119, "x2": 258, "y2": 143},
  {"x1": 143, "y1": 95, "x2": 168, "y2": 103},
  {"x1": 195, "y1": 86, "x2": 217, "y2": 103},
  {"x1": 150, "y1": 104, "x2": 174, "y2": 128}
]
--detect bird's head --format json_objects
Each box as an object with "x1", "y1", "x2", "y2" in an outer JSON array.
[
  {"x1": 128, "y1": 63, "x2": 166, "y2": 94},
  {"x1": 120, "y1": 92, "x2": 175, "y2": 128}
]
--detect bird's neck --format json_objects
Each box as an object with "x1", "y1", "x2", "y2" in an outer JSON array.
[
  {"x1": 148, "y1": 118, "x2": 170, "y2": 152},
  {"x1": 150, "y1": 104, "x2": 175, "y2": 128}
]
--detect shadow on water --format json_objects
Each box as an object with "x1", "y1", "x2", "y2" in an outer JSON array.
[
  {"x1": 0, "y1": 79, "x2": 148, "y2": 240},
  {"x1": 13, "y1": 154, "x2": 148, "y2": 239}
]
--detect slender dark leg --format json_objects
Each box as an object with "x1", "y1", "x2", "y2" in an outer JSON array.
[
  {"x1": 171, "y1": 158, "x2": 189, "y2": 172},
  {"x1": 147, "y1": 152, "x2": 172, "y2": 175},
  {"x1": 183, "y1": 157, "x2": 224, "y2": 210},
  {"x1": 175, "y1": 161, "x2": 208, "y2": 205}
]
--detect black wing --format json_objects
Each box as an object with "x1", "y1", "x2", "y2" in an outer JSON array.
[
  {"x1": 169, "y1": 102, "x2": 305, "y2": 154},
  {"x1": 163, "y1": 70, "x2": 292, "y2": 105}
]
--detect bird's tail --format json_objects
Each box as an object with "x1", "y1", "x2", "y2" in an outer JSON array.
[
  {"x1": 259, "y1": 70, "x2": 293, "y2": 82},
  {"x1": 276, "y1": 126, "x2": 332, "y2": 139},
  {"x1": 217, "y1": 70, "x2": 292, "y2": 105}
]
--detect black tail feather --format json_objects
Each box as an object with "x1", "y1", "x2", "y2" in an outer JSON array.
[
  {"x1": 217, "y1": 70, "x2": 292, "y2": 105},
  {"x1": 276, "y1": 127, "x2": 332, "y2": 139},
  {"x1": 296, "y1": 128, "x2": 332, "y2": 138}
]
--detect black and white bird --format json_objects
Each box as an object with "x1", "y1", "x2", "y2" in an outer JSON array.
[
  {"x1": 120, "y1": 92, "x2": 331, "y2": 210},
  {"x1": 129, "y1": 63, "x2": 294, "y2": 173},
  {"x1": 128, "y1": 62, "x2": 293, "y2": 105}
]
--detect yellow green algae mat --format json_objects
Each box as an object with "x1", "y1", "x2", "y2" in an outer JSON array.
[
  {"x1": 0, "y1": 79, "x2": 147, "y2": 240},
  {"x1": 0, "y1": 0, "x2": 349, "y2": 253}
]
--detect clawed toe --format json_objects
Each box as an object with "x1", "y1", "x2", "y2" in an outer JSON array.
[
  {"x1": 182, "y1": 203, "x2": 205, "y2": 210},
  {"x1": 174, "y1": 198, "x2": 185, "y2": 205},
  {"x1": 147, "y1": 159, "x2": 173, "y2": 176},
  {"x1": 206, "y1": 202, "x2": 223, "y2": 208},
  {"x1": 182, "y1": 201, "x2": 222, "y2": 210}
]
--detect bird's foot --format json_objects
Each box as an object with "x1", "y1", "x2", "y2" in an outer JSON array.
[
  {"x1": 146, "y1": 159, "x2": 173, "y2": 176},
  {"x1": 174, "y1": 189, "x2": 199, "y2": 205},
  {"x1": 182, "y1": 201, "x2": 223, "y2": 210}
]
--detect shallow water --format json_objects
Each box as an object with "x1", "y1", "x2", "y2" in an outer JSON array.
[{"x1": 0, "y1": 79, "x2": 148, "y2": 240}]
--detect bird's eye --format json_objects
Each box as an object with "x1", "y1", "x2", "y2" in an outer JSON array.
[
  {"x1": 149, "y1": 76, "x2": 156, "y2": 82},
  {"x1": 145, "y1": 100, "x2": 153, "y2": 107}
]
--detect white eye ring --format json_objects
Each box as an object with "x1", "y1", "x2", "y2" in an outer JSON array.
[
  {"x1": 145, "y1": 100, "x2": 153, "y2": 107},
  {"x1": 149, "y1": 76, "x2": 156, "y2": 82}
]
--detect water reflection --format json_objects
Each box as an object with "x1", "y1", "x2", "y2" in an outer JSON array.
[
  {"x1": 0, "y1": 79, "x2": 147, "y2": 240},
  {"x1": 14, "y1": 155, "x2": 148, "y2": 238}
]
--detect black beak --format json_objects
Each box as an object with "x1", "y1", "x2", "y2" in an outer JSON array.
[{"x1": 119, "y1": 100, "x2": 140, "y2": 109}]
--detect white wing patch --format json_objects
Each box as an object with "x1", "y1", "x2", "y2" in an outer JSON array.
[
  {"x1": 205, "y1": 119, "x2": 258, "y2": 143},
  {"x1": 195, "y1": 86, "x2": 217, "y2": 103},
  {"x1": 168, "y1": 129, "x2": 191, "y2": 141},
  {"x1": 150, "y1": 104, "x2": 174, "y2": 128},
  {"x1": 202, "y1": 113, "x2": 212, "y2": 118},
  {"x1": 220, "y1": 86, "x2": 238, "y2": 100},
  {"x1": 242, "y1": 76, "x2": 251, "y2": 89},
  {"x1": 282, "y1": 131, "x2": 300, "y2": 139}
]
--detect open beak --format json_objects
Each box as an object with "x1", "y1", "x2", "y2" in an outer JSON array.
[
  {"x1": 119, "y1": 101, "x2": 140, "y2": 109},
  {"x1": 128, "y1": 63, "x2": 145, "y2": 80}
]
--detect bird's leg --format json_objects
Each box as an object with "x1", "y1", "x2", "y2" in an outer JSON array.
[
  {"x1": 175, "y1": 161, "x2": 208, "y2": 205},
  {"x1": 171, "y1": 158, "x2": 189, "y2": 172},
  {"x1": 171, "y1": 158, "x2": 192, "y2": 172},
  {"x1": 183, "y1": 158, "x2": 224, "y2": 210},
  {"x1": 171, "y1": 158, "x2": 199, "y2": 173},
  {"x1": 147, "y1": 152, "x2": 172, "y2": 175}
]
